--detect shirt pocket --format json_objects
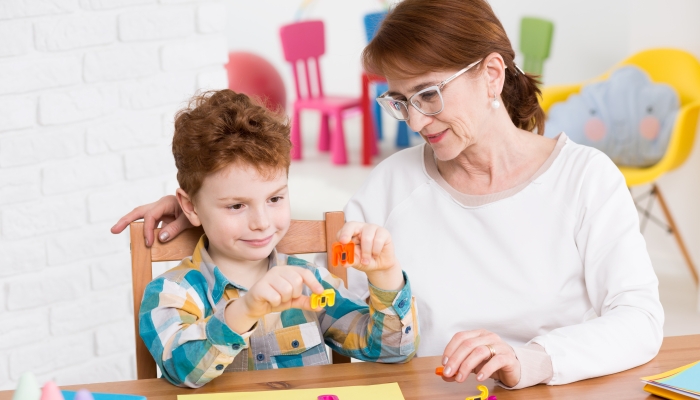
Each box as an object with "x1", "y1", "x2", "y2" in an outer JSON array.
[{"x1": 250, "y1": 321, "x2": 329, "y2": 368}]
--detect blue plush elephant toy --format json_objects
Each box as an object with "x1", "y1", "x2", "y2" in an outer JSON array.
[{"x1": 544, "y1": 66, "x2": 679, "y2": 167}]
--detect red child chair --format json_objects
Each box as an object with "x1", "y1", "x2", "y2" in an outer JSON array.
[{"x1": 279, "y1": 20, "x2": 361, "y2": 164}]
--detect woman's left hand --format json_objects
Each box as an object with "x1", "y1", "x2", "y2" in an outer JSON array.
[
  {"x1": 336, "y1": 222, "x2": 397, "y2": 273},
  {"x1": 440, "y1": 329, "x2": 521, "y2": 387},
  {"x1": 336, "y1": 222, "x2": 405, "y2": 291}
]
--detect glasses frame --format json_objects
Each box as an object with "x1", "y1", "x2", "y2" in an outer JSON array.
[{"x1": 376, "y1": 59, "x2": 483, "y2": 121}]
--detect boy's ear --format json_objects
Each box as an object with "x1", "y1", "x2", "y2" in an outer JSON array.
[{"x1": 176, "y1": 188, "x2": 202, "y2": 227}]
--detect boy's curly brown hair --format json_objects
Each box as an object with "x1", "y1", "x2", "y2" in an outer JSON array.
[{"x1": 172, "y1": 90, "x2": 291, "y2": 199}]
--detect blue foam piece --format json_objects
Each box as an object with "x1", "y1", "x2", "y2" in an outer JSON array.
[{"x1": 62, "y1": 391, "x2": 146, "y2": 400}]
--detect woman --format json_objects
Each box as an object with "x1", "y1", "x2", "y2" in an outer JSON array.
[{"x1": 112, "y1": 0, "x2": 663, "y2": 389}]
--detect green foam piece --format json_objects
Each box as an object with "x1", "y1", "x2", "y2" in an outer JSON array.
[{"x1": 12, "y1": 372, "x2": 41, "y2": 400}]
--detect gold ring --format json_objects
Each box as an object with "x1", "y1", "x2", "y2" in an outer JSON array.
[{"x1": 486, "y1": 344, "x2": 497, "y2": 361}]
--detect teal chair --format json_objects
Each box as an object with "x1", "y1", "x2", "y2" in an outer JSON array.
[{"x1": 519, "y1": 17, "x2": 554, "y2": 76}]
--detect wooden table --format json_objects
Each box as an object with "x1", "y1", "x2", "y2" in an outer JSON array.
[{"x1": 3, "y1": 335, "x2": 698, "y2": 400}]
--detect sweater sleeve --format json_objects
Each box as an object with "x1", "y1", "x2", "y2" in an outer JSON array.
[{"x1": 530, "y1": 153, "x2": 664, "y2": 385}]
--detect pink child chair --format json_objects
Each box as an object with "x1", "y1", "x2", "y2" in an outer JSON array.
[{"x1": 279, "y1": 20, "x2": 361, "y2": 164}]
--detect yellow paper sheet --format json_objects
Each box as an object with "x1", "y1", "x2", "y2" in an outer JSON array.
[
  {"x1": 642, "y1": 361, "x2": 700, "y2": 381},
  {"x1": 177, "y1": 382, "x2": 405, "y2": 400}
]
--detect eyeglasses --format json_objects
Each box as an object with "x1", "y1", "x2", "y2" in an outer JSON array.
[{"x1": 376, "y1": 59, "x2": 482, "y2": 121}]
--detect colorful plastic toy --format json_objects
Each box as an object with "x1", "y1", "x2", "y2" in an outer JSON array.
[
  {"x1": 73, "y1": 390, "x2": 94, "y2": 400},
  {"x1": 310, "y1": 288, "x2": 336, "y2": 308},
  {"x1": 435, "y1": 366, "x2": 444, "y2": 376},
  {"x1": 40, "y1": 382, "x2": 64, "y2": 400},
  {"x1": 465, "y1": 385, "x2": 489, "y2": 400},
  {"x1": 13, "y1": 372, "x2": 41, "y2": 400},
  {"x1": 486, "y1": 396, "x2": 497, "y2": 400},
  {"x1": 331, "y1": 242, "x2": 354, "y2": 267},
  {"x1": 317, "y1": 395, "x2": 339, "y2": 400}
]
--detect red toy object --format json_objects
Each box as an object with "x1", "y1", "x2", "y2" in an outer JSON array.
[
  {"x1": 435, "y1": 366, "x2": 444, "y2": 376},
  {"x1": 317, "y1": 396, "x2": 339, "y2": 400},
  {"x1": 226, "y1": 52, "x2": 287, "y2": 112},
  {"x1": 331, "y1": 242, "x2": 355, "y2": 267},
  {"x1": 486, "y1": 396, "x2": 498, "y2": 400}
]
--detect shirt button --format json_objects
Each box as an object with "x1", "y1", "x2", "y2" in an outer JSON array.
[
  {"x1": 398, "y1": 299, "x2": 407, "y2": 309},
  {"x1": 291, "y1": 340, "x2": 300, "y2": 348},
  {"x1": 232, "y1": 344, "x2": 240, "y2": 350},
  {"x1": 215, "y1": 364, "x2": 224, "y2": 370},
  {"x1": 405, "y1": 326, "x2": 412, "y2": 334},
  {"x1": 256, "y1": 353, "x2": 265, "y2": 361}
]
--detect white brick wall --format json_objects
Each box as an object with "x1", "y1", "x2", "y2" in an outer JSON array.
[{"x1": 0, "y1": 0, "x2": 228, "y2": 389}]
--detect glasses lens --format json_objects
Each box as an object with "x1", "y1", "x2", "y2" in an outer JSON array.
[
  {"x1": 377, "y1": 98, "x2": 409, "y2": 120},
  {"x1": 411, "y1": 88, "x2": 443, "y2": 115}
]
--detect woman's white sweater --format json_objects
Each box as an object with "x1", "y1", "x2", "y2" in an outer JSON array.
[{"x1": 334, "y1": 134, "x2": 663, "y2": 386}]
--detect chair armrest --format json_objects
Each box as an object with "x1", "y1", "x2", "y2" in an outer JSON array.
[
  {"x1": 659, "y1": 101, "x2": 700, "y2": 172},
  {"x1": 619, "y1": 101, "x2": 700, "y2": 187},
  {"x1": 539, "y1": 84, "x2": 583, "y2": 114}
]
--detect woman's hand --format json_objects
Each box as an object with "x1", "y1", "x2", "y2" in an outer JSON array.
[
  {"x1": 110, "y1": 195, "x2": 192, "y2": 247},
  {"x1": 336, "y1": 222, "x2": 404, "y2": 291},
  {"x1": 225, "y1": 266, "x2": 325, "y2": 334},
  {"x1": 440, "y1": 329, "x2": 521, "y2": 388}
]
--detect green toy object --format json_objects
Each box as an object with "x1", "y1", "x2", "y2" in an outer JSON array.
[
  {"x1": 519, "y1": 17, "x2": 554, "y2": 76},
  {"x1": 12, "y1": 372, "x2": 41, "y2": 400}
]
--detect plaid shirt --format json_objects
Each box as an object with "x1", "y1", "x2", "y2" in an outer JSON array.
[{"x1": 139, "y1": 235, "x2": 419, "y2": 388}]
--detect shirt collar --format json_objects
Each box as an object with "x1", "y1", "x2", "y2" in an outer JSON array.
[{"x1": 188, "y1": 234, "x2": 280, "y2": 303}]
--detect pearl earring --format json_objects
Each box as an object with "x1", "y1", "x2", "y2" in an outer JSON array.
[{"x1": 491, "y1": 95, "x2": 500, "y2": 109}]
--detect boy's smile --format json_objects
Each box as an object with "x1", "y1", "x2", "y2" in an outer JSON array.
[{"x1": 177, "y1": 161, "x2": 291, "y2": 282}]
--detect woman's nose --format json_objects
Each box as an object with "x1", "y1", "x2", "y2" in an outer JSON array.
[{"x1": 406, "y1": 106, "x2": 432, "y2": 133}]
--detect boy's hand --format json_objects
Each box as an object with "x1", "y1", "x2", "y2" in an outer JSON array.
[
  {"x1": 337, "y1": 222, "x2": 404, "y2": 291},
  {"x1": 225, "y1": 267, "x2": 325, "y2": 334}
]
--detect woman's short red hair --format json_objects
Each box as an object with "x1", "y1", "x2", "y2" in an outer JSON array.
[{"x1": 172, "y1": 90, "x2": 291, "y2": 199}]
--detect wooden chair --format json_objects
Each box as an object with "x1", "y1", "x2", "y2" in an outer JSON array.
[{"x1": 129, "y1": 211, "x2": 350, "y2": 380}]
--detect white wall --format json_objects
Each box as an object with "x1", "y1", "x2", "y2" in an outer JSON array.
[{"x1": 0, "y1": 0, "x2": 228, "y2": 389}]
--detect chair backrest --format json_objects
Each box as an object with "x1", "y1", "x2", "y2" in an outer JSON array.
[
  {"x1": 279, "y1": 20, "x2": 325, "y2": 100},
  {"x1": 363, "y1": 11, "x2": 387, "y2": 42},
  {"x1": 130, "y1": 211, "x2": 350, "y2": 380},
  {"x1": 618, "y1": 49, "x2": 700, "y2": 107},
  {"x1": 519, "y1": 17, "x2": 554, "y2": 76}
]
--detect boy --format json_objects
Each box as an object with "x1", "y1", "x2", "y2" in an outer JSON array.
[{"x1": 139, "y1": 90, "x2": 419, "y2": 388}]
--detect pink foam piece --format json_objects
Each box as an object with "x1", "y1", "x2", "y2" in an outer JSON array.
[{"x1": 40, "y1": 382, "x2": 64, "y2": 400}]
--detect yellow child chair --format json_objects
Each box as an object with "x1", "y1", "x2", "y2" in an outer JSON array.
[{"x1": 541, "y1": 48, "x2": 700, "y2": 285}]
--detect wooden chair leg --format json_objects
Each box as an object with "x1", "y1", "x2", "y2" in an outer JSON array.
[
  {"x1": 332, "y1": 351, "x2": 351, "y2": 364},
  {"x1": 654, "y1": 184, "x2": 699, "y2": 285}
]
